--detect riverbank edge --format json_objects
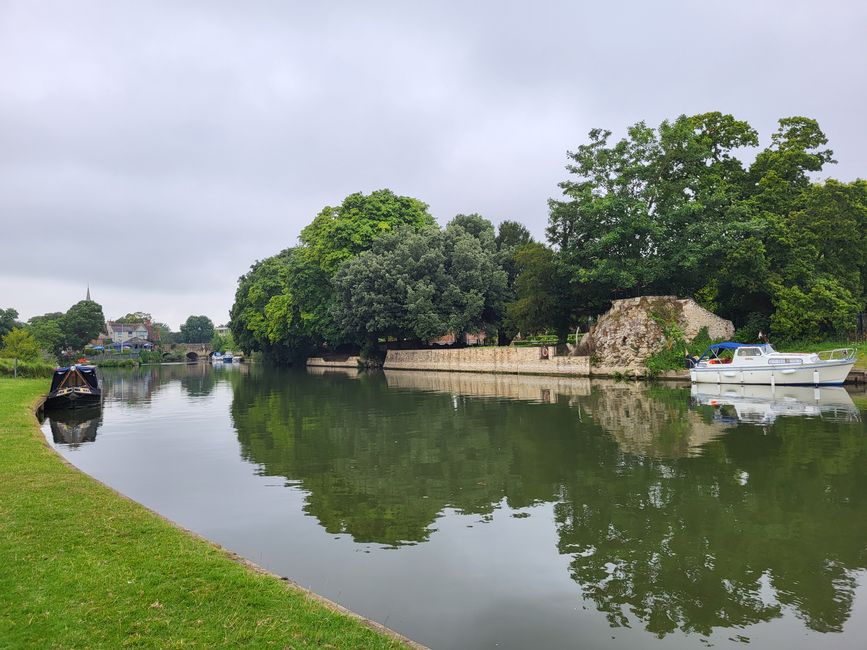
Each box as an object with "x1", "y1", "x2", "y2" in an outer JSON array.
[{"x1": 1, "y1": 379, "x2": 424, "y2": 649}]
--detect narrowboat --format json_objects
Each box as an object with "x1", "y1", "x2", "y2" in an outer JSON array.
[{"x1": 45, "y1": 365, "x2": 102, "y2": 410}]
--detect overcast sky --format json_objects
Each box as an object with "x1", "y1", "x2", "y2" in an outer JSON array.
[{"x1": 1, "y1": 1, "x2": 865, "y2": 329}]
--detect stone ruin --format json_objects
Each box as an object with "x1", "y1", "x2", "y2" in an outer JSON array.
[{"x1": 575, "y1": 296, "x2": 735, "y2": 370}]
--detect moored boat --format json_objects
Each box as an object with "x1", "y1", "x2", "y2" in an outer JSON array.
[
  {"x1": 689, "y1": 342, "x2": 855, "y2": 386},
  {"x1": 45, "y1": 365, "x2": 102, "y2": 410},
  {"x1": 211, "y1": 352, "x2": 223, "y2": 363},
  {"x1": 222, "y1": 351, "x2": 234, "y2": 363}
]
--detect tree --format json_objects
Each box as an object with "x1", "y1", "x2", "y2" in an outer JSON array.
[
  {"x1": 151, "y1": 322, "x2": 174, "y2": 345},
  {"x1": 179, "y1": 315, "x2": 214, "y2": 344},
  {"x1": 333, "y1": 222, "x2": 508, "y2": 345},
  {"x1": 28, "y1": 312, "x2": 65, "y2": 360},
  {"x1": 231, "y1": 190, "x2": 439, "y2": 362},
  {"x1": 549, "y1": 113, "x2": 758, "y2": 302},
  {"x1": 210, "y1": 330, "x2": 236, "y2": 354},
  {"x1": 116, "y1": 311, "x2": 153, "y2": 324},
  {"x1": 300, "y1": 189, "x2": 436, "y2": 275},
  {"x1": 0, "y1": 308, "x2": 21, "y2": 338},
  {"x1": 62, "y1": 300, "x2": 105, "y2": 352},
  {"x1": 506, "y1": 243, "x2": 574, "y2": 340},
  {"x1": 1, "y1": 328, "x2": 40, "y2": 377},
  {"x1": 496, "y1": 220, "x2": 533, "y2": 253}
]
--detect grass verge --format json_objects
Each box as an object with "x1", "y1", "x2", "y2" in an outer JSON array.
[
  {"x1": 774, "y1": 340, "x2": 867, "y2": 370},
  {"x1": 0, "y1": 378, "x2": 412, "y2": 649}
]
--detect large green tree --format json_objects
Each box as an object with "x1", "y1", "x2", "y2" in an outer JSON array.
[
  {"x1": 333, "y1": 218, "x2": 508, "y2": 345},
  {"x1": 548, "y1": 112, "x2": 758, "y2": 302},
  {"x1": 506, "y1": 242, "x2": 574, "y2": 340},
  {"x1": 231, "y1": 190, "x2": 438, "y2": 361},
  {"x1": 62, "y1": 300, "x2": 105, "y2": 352},
  {"x1": 179, "y1": 315, "x2": 215, "y2": 343},
  {"x1": 28, "y1": 312, "x2": 65, "y2": 359},
  {"x1": 300, "y1": 189, "x2": 436, "y2": 275}
]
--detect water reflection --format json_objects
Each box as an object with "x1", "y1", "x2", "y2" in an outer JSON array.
[
  {"x1": 47, "y1": 407, "x2": 102, "y2": 447},
  {"x1": 692, "y1": 384, "x2": 860, "y2": 426},
  {"x1": 230, "y1": 369, "x2": 867, "y2": 638}
]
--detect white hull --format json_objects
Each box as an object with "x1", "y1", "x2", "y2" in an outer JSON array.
[{"x1": 691, "y1": 360, "x2": 854, "y2": 386}]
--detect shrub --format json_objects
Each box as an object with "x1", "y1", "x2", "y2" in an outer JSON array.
[
  {"x1": 0, "y1": 357, "x2": 56, "y2": 378},
  {"x1": 645, "y1": 327, "x2": 715, "y2": 376}
]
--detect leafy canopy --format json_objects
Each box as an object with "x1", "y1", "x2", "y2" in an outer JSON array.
[
  {"x1": 179, "y1": 315, "x2": 215, "y2": 343},
  {"x1": 1, "y1": 328, "x2": 41, "y2": 362}
]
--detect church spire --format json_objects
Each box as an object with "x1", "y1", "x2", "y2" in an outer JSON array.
[{"x1": 86, "y1": 285, "x2": 91, "y2": 301}]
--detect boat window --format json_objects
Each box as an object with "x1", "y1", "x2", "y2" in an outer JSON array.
[{"x1": 736, "y1": 347, "x2": 763, "y2": 357}]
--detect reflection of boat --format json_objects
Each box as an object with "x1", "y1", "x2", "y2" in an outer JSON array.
[
  {"x1": 48, "y1": 407, "x2": 101, "y2": 446},
  {"x1": 691, "y1": 384, "x2": 860, "y2": 425},
  {"x1": 690, "y1": 342, "x2": 855, "y2": 386},
  {"x1": 46, "y1": 365, "x2": 102, "y2": 409}
]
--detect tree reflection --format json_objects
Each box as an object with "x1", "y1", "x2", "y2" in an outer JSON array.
[{"x1": 229, "y1": 369, "x2": 867, "y2": 637}]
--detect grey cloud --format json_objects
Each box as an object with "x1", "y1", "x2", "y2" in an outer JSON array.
[{"x1": 1, "y1": 0, "x2": 864, "y2": 327}]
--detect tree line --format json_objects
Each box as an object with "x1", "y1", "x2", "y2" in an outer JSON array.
[
  {"x1": 230, "y1": 112, "x2": 865, "y2": 362},
  {"x1": 0, "y1": 303, "x2": 233, "y2": 367}
]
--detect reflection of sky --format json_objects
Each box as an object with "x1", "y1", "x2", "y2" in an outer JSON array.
[{"x1": 42, "y1": 371, "x2": 867, "y2": 649}]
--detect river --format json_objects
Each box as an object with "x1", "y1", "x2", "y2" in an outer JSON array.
[{"x1": 41, "y1": 362, "x2": 867, "y2": 649}]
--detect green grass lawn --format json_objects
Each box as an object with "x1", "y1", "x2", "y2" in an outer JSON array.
[{"x1": 0, "y1": 378, "x2": 413, "y2": 649}]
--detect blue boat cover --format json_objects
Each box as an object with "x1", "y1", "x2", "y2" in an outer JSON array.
[{"x1": 696, "y1": 342, "x2": 770, "y2": 360}]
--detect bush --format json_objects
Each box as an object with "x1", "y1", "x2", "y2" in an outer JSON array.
[
  {"x1": 139, "y1": 350, "x2": 163, "y2": 364},
  {"x1": 96, "y1": 359, "x2": 138, "y2": 368},
  {"x1": 733, "y1": 312, "x2": 770, "y2": 344},
  {"x1": 0, "y1": 357, "x2": 56, "y2": 378},
  {"x1": 645, "y1": 327, "x2": 715, "y2": 376}
]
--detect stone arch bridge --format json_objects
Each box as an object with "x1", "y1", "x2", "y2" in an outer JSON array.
[{"x1": 178, "y1": 343, "x2": 212, "y2": 361}]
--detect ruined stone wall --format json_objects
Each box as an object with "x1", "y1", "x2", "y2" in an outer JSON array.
[
  {"x1": 579, "y1": 296, "x2": 734, "y2": 369},
  {"x1": 383, "y1": 347, "x2": 590, "y2": 376}
]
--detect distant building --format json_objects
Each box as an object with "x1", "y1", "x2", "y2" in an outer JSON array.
[
  {"x1": 214, "y1": 325, "x2": 230, "y2": 336},
  {"x1": 91, "y1": 320, "x2": 159, "y2": 348}
]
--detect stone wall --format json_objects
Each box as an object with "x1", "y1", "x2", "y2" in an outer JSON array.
[
  {"x1": 384, "y1": 347, "x2": 590, "y2": 376},
  {"x1": 578, "y1": 296, "x2": 734, "y2": 370},
  {"x1": 306, "y1": 356, "x2": 360, "y2": 369}
]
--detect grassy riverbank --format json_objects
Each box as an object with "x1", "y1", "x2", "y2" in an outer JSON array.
[
  {"x1": 775, "y1": 340, "x2": 867, "y2": 369},
  {"x1": 0, "y1": 378, "x2": 410, "y2": 649}
]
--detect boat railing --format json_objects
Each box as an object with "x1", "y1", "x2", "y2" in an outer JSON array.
[
  {"x1": 816, "y1": 348, "x2": 856, "y2": 362},
  {"x1": 768, "y1": 357, "x2": 804, "y2": 366}
]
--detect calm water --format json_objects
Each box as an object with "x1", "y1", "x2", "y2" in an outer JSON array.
[{"x1": 42, "y1": 363, "x2": 867, "y2": 649}]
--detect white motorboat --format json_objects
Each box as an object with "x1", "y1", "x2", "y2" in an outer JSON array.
[
  {"x1": 211, "y1": 352, "x2": 224, "y2": 363},
  {"x1": 689, "y1": 342, "x2": 855, "y2": 386},
  {"x1": 222, "y1": 351, "x2": 234, "y2": 363},
  {"x1": 691, "y1": 383, "x2": 860, "y2": 425}
]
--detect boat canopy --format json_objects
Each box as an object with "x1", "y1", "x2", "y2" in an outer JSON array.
[
  {"x1": 49, "y1": 365, "x2": 99, "y2": 392},
  {"x1": 696, "y1": 342, "x2": 770, "y2": 361}
]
